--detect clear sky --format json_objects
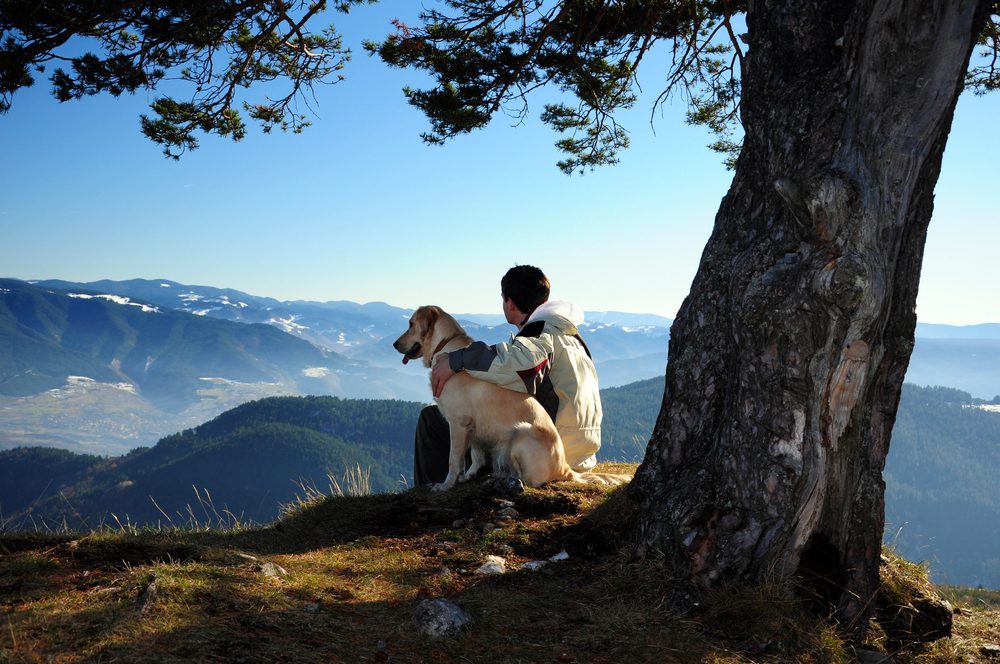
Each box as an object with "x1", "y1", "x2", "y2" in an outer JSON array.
[{"x1": 1, "y1": 6, "x2": 997, "y2": 324}]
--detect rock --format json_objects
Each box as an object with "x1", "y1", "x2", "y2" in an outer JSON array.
[
  {"x1": 498, "y1": 507, "x2": 520, "y2": 519},
  {"x1": 259, "y1": 562, "x2": 288, "y2": 578},
  {"x1": 413, "y1": 598, "x2": 472, "y2": 637},
  {"x1": 981, "y1": 644, "x2": 1000, "y2": 659},
  {"x1": 480, "y1": 522, "x2": 497, "y2": 534},
  {"x1": 521, "y1": 561, "x2": 547, "y2": 571},
  {"x1": 879, "y1": 596, "x2": 953, "y2": 645},
  {"x1": 451, "y1": 519, "x2": 466, "y2": 528},
  {"x1": 496, "y1": 499, "x2": 515, "y2": 509},
  {"x1": 235, "y1": 553, "x2": 258, "y2": 562},
  {"x1": 852, "y1": 647, "x2": 892, "y2": 664},
  {"x1": 549, "y1": 550, "x2": 570, "y2": 562},
  {"x1": 486, "y1": 477, "x2": 524, "y2": 496},
  {"x1": 475, "y1": 555, "x2": 506, "y2": 575}
]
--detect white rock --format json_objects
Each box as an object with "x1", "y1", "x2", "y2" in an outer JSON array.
[
  {"x1": 549, "y1": 550, "x2": 570, "y2": 562},
  {"x1": 521, "y1": 561, "x2": 547, "y2": 571},
  {"x1": 259, "y1": 562, "x2": 288, "y2": 578},
  {"x1": 475, "y1": 555, "x2": 506, "y2": 575},
  {"x1": 413, "y1": 598, "x2": 472, "y2": 637}
]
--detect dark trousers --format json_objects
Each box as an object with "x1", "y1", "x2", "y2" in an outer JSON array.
[
  {"x1": 413, "y1": 405, "x2": 451, "y2": 487},
  {"x1": 413, "y1": 405, "x2": 492, "y2": 487}
]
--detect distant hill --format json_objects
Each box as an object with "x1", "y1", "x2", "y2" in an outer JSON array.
[
  {"x1": 915, "y1": 322, "x2": 1000, "y2": 339},
  {"x1": 884, "y1": 385, "x2": 1000, "y2": 588},
  {"x1": 0, "y1": 278, "x2": 346, "y2": 407},
  {"x1": 905, "y1": 338, "x2": 1000, "y2": 401},
  {"x1": 598, "y1": 376, "x2": 664, "y2": 461},
  {"x1": 0, "y1": 279, "x2": 434, "y2": 454},
  {"x1": 0, "y1": 396, "x2": 423, "y2": 528}
]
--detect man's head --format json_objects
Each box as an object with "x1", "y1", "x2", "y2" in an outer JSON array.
[{"x1": 501, "y1": 265, "x2": 549, "y2": 324}]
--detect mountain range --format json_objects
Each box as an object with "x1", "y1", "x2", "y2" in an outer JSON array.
[
  {"x1": 2, "y1": 276, "x2": 999, "y2": 458},
  {"x1": 0, "y1": 278, "x2": 671, "y2": 455}
]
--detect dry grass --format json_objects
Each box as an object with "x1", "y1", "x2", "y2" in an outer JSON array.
[{"x1": 1, "y1": 465, "x2": 997, "y2": 663}]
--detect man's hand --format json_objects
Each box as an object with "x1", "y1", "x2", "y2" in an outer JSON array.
[{"x1": 431, "y1": 353, "x2": 456, "y2": 398}]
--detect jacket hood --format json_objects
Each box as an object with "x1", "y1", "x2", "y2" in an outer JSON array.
[{"x1": 526, "y1": 300, "x2": 584, "y2": 332}]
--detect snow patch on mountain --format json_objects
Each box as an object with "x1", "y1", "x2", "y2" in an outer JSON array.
[
  {"x1": 272, "y1": 315, "x2": 309, "y2": 333},
  {"x1": 45, "y1": 376, "x2": 137, "y2": 398},
  {"x1": 217, "y1": 295, "x2": 248, "y2": 308},
  {"x1": 68, "y1": 293, "x2": 159, "y2": 313}
]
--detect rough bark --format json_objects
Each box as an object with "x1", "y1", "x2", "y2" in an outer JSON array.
[{"x1": 630, "y1": 0, "x2": 989, "y2": 637}]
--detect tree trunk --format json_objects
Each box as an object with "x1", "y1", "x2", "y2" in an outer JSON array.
[{"x1": 630, "y1": 0, "x2": 988, "y2": 637}]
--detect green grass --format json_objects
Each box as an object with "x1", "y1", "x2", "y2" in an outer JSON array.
[
  {"x1": 1, "y1": 466, "x2": 998, "y2": 663},
  {"x1": 938, "y1": 585, "x2": 1000, "y2": 608}
]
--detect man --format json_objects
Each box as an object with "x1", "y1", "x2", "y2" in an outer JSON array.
[{"x1": 413, "y1": 265, "x2": 603, "y2": 486}]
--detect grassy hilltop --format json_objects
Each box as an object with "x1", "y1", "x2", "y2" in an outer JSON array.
[{"x1": 2, "y1": 472, "x2": 998, "y2": 663}]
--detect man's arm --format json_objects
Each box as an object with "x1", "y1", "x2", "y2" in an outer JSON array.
[
  {"x1": 432, "y1": 336, "x2": 554, "y2": 397},
  {"x1": 431, "y1": 340, "x2": 499, "y2": 397},
  {"x1": 431, "y1": 353, "x2": 455, "y2": 397}
]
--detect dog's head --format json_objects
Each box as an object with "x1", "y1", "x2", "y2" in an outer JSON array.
[{"x1": 393, "y1": 305, "x2": 451, "y2": 367}]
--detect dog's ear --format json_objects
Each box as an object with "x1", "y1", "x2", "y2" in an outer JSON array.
[{"x1": 420, "y1": 306, "x2": 440, "y2": 338}]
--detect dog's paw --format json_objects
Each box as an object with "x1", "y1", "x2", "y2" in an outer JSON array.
[
  {"x1": 430, "y1": 482, "x2": 452, "y2": 492},
  {"x1": 458, "y1": 465, "x2": 488, "y2": 484}
]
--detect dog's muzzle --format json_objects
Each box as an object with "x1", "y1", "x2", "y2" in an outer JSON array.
[{"x1": 398, "y1": 342, "x2": 421, "y2": 364}]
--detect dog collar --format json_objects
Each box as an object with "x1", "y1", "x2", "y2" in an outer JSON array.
[{"x1": 432, "y1": 333, "x2": 463, "y2": 356}]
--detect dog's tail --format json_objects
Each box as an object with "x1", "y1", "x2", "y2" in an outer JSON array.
[{"x1": 566, "y1": 470, "x2": 632, "y2": 486}]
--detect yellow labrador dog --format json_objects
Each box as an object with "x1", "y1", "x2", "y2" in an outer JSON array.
[{"x1": 394, "y1": 305, "x2": 629, "y2": 491}]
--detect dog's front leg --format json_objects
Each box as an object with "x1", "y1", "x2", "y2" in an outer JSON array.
[
  {"x1": 433, "y1": 423, "x2": 471, "y2": 492},
  {"x1": 459, "y1": 443, "x2": 487, "y2": 483}
]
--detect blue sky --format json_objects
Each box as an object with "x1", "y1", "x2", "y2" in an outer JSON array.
[{"x1": 1, "y1": 6, "x2": 997, "y2": 324}]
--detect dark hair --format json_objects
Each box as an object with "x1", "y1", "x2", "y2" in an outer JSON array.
[{"x1": 501, "y1": 265, "x2": 550, "y2": 314}]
